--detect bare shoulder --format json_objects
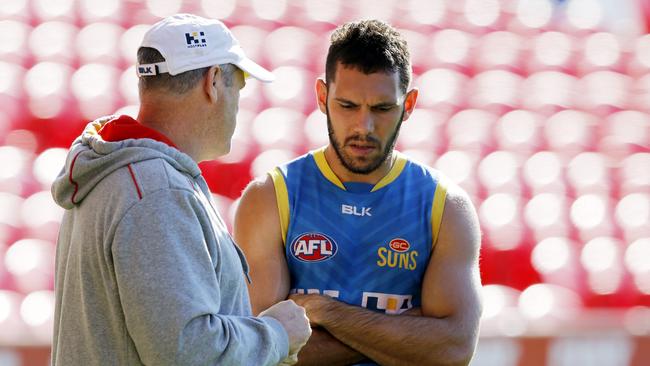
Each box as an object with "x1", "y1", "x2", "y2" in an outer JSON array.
[
  {"x1": 437, "y1": 179, "x2": 481, "y2": 258},
  {"x1": 237, "y1": 175, "x2": 277, "y2": 215},
  {"x1": 234, "y1": 174, "x2": 280, "y2": 244}
]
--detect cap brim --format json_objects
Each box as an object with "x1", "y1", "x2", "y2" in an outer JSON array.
[{"x1": 236, "y1": 57, "x2": 275, "y2": 83}]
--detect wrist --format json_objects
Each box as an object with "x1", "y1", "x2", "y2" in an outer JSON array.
[{"x1": 309, "y1": 295, "x2": 337, "y2": 327}]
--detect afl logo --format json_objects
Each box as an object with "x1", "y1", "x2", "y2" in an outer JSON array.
[
  {"x1": 291, "y1": 232, "x2": 338, "y2": 262},
  {"x1": 389, "y1": 238, "x2": 410, "y2": 253}
]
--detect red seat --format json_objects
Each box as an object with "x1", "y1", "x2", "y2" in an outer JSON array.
[
  {"x1": 631, "y1": 73, "x2": 650, "y2": 112},
  {"x1": 468, "y1": 70, "x2": 523, "y2": 112},
  {"x1": 576, "y1": 71, "x2": 632, "y2": 113},
  {"x1": 78, "y1": 0, "x2": 123, "y2": 23},
  {"x1": 415, "y1": 68, "x2": 468, "y2": 113},
  {"x1": 249, "y1": 0, "x2": 289, "y2": 22},
  {"x1": 28, "y1": 21, "x2": 78, "y2": 65},
  {"x1": 521, "y1": 71, "x2": 577, "y2": 112},
  {"x1": 0, "y1": 290, "x2": 29, "y2": 345},
  {"x1": 619, "y1": 153, "x2": 650, "y2": 195},
  {"x1": 251, "y1": 107, "x2": 305, "y2": 152},
  {"x1": 0, "y1": 0, "x2": 30, "y2": 22},
  {"x1": 263, "y1": 27, "x2": 317, "y2": 69},
  {"x1": 200, "y1": 0, "x2": 237, "y2": 21},
  {"x1": 301, "y1": 0, "x2": 343, "y2": 24},
  {"x1": 20, "y1": 191, "x2": 63, "y2": 242},
  {"x1": 0, "y1": 19, "x2": 31, "y2": 65},
  {"x1": 71, "y1": 63, "x2": 121, "y2": 121},
  {"x1": 250, "y1": 149, "x2": 298, "y2": 178},
  {"x1": 119, "y1": 66, "x2": 139, "y2": 106},
  {"x1": 565, "y1": 0, "x2": 604, "y2": 33},
  {"x1": 19, "y1": 290, "x2": 55, "y2": 343},
  {"x1": 473, "y1": 31, "x2": 524, "y2": 73},
  {"x1": 566, "y1": 152, "x2": 611, "y2": 196},
  {"x1": 624, "y1": 238, "x2": 650, "y2": 297},
  {"x1": 628, "y1": 34, "x2": 650, "y2": 77},
  {"x1": 446, "y1": 109, "x2": 497, "y2": 154},
  {"x1": 119, "y1": 24, "x2": 151, "y2": 66},
  {"x1": 25, "y1": 62, "x2": 74, "y2": 120},
  {"x1": 4, "y1": 239, "x2": 55, "y2": 294},
  {"x1": 77, "y1": 22, "x2": 124, "y2": 65},
  {"x1": 578, "y1": 32, "x2": 623, "y2": 74},
  {"x1": 396, "y1": 108, "x2": 446, "y2": 153},
  {"x1": 544, "y1": 110, "x2": 597, "y2": 159},
  {"x1": 570, "y1": 194, "x2": 615, "y2": 242},
  {"x1": 435, "y1": 150, "x2": 479, "y2": 199},
  {"x1": 262, "y1": 66, "x2": 314, "y2": 113},
  {"x1": 598, "y1": 110, "x2": 650, "y2": 159},
  {"x1": 458, "y1": 0, "x2": 503, "y2": 32},
  {"x1": 303, "y1": 109, "x2": 329, "y2": 151},
  {"x1": 429, "y1": 29, "x2": 474, "y2": 72},
  {"x1": 403, "y1": 0, "x2": 448, "y2": 28},
  {"x1": 511, "y1": 0, "x2": 553, "y2": 32},
  {"x1": 615, "y1": 193, "x2": 650, "y2": 243},
  {"x1": 525, "y1": 193, "x2": 571, "y2": 242},
  {"x1": 527, "y1": 31, "x2": 576, "y2": 73},
  {"x1": 580, "y1": 236, "x2": 636, "y2": 306},
  {"x1": 531, "y1": 237, "x2": 578, "y2": 281},
  {"x1": 518, "y1": 283, "x2": 582, "y2": 329},
  {"x1": 478, "y1": 151, "x2": 522, "y2": 196},
  {"x1": 0, "y1": 146, "x2": 34, "y2": 196},
  {"x1": 494, "y1": 109, "x2": 542, "y2": 154},
  {"x1": 480, "y1": 284, "x2": 524, "y2": 338},
  {"x1": 32, "y1": 0, "x2": 76, "y2": 22},
  {"x1": 479, "y1": 193, "x2": 524, "y2": 251}
]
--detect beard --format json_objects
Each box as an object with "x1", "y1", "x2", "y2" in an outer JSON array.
[{"x1": 326, "y1": 103, "x2": 405, "y2": 175}]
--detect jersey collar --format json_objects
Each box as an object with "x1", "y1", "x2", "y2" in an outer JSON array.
[{"x1": 312, "y1": 147, "x2": 407, "y2": 192}]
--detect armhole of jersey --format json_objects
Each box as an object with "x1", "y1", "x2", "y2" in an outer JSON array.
[
  {"x1": 269, "y1": 168, "x2": 290, "y2": 246},
  {"x1": 431, "y1": 175, "x2": 448, "y2": 249}
]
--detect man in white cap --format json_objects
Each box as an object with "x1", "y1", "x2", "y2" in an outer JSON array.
[{"x1": 51, "y1": 14, "x2": 310, "y2": 365}]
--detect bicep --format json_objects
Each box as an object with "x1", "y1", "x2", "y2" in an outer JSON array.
[
  {"x1": 420, "y1": 187, "x2": 482, "y2": 322},
  {"x1": 234, "y1": 175, "x2": 290, "y2": 315}
]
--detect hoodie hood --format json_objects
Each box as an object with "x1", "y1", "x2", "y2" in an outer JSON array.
[{"x1": 52, "y1": 115, "x2": 200, "y2": 209}]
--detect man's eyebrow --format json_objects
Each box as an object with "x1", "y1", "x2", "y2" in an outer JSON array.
[
  {"x1": 333, "y1": 97, "x2": 357, "y2": 105},
  {"x1": 333, "y1": 98, "x2": 399, "y2": 107}
]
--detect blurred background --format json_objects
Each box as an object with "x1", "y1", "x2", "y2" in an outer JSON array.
[{"x1": 1, "y1": 0, "x2": 650, "y2": 365}]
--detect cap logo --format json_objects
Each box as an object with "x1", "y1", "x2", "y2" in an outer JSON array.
[
  {"x1": 185, "y1": 31, "x2": 207, "y2": 49},
  {"x1": 138, "y1": 65, "x2": 155, "y2": 75}
]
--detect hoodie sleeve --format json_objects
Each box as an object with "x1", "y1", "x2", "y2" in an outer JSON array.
[{"x1": 111, "y1": 188, "x2": 289, "y2": 366}]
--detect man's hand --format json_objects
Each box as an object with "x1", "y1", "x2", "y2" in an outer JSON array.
[{"x1": 259, "y1": 300, "x2": 312, "y2": 364}]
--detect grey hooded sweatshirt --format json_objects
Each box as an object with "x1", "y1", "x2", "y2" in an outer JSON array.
[{"x1": 51, "y1": 116, "x2": 289, "y2": 365}]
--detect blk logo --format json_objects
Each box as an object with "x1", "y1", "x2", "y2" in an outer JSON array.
[
  {"x1": 290, "y1": 232, "x2": 338, "y2": 262},
  {"x1": 341, "y1": 204, "x2": 372, "y2": 217},
  {"x1": 138, "y1": 66, "x2": 154, "y2": 75},
  {"x1": 185, "y1": 31, "x2": 207, "y2": 48}
]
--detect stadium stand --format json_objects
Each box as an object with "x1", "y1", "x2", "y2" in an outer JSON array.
[{"x1": 0, "y1": 0, "x2": 649, "y2": 365}]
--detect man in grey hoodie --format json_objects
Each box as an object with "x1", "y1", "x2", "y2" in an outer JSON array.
[{"x1": 51, "y1": 14, "x2": 311, "y2": 366}]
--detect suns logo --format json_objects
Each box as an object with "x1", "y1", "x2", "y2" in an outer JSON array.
[
  {"x1": 377, "y1": 238, "x2": 418, "y2": 270},
  {"x1": 290, "y1": 232, "x2": 338, "y2": 262}
]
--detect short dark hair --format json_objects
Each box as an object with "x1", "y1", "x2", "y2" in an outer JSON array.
[
  {"x1": 325, "y1": 19, "x2": 411, "y2": 93},
  {"x1": 137, "y1": 47, "x2": 235, "y2": 94}
]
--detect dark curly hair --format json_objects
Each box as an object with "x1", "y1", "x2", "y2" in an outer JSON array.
[{"x1": 325, "y1": 19, "x2": 411, "y2": 93}]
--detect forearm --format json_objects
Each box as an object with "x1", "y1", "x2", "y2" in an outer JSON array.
[
  {"x1": 316, "y1": 301, "x2": 476, "y2": 366},
  {"x1": 295, "y1": 328, "x2": 367, "y2": 366}
]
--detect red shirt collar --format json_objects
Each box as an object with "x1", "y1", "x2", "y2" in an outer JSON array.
[{"x1": 98, "y1": 115, "x2": 177, "y2": 148}]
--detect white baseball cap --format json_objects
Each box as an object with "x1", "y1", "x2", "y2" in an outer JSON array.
[{"x1": 136, "y1": 13, "x2": 274, "y2": 82}]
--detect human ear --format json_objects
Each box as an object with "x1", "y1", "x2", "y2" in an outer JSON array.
[
  {"x1": 315, "y1": 78, "x2": 328, "y2": 114},
  {"x1": 401, "y1": 88, "x2": 419, "y2": 121},
  {"x1": 205, "y1": 65, "x2": 221, "y2": 103}
]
